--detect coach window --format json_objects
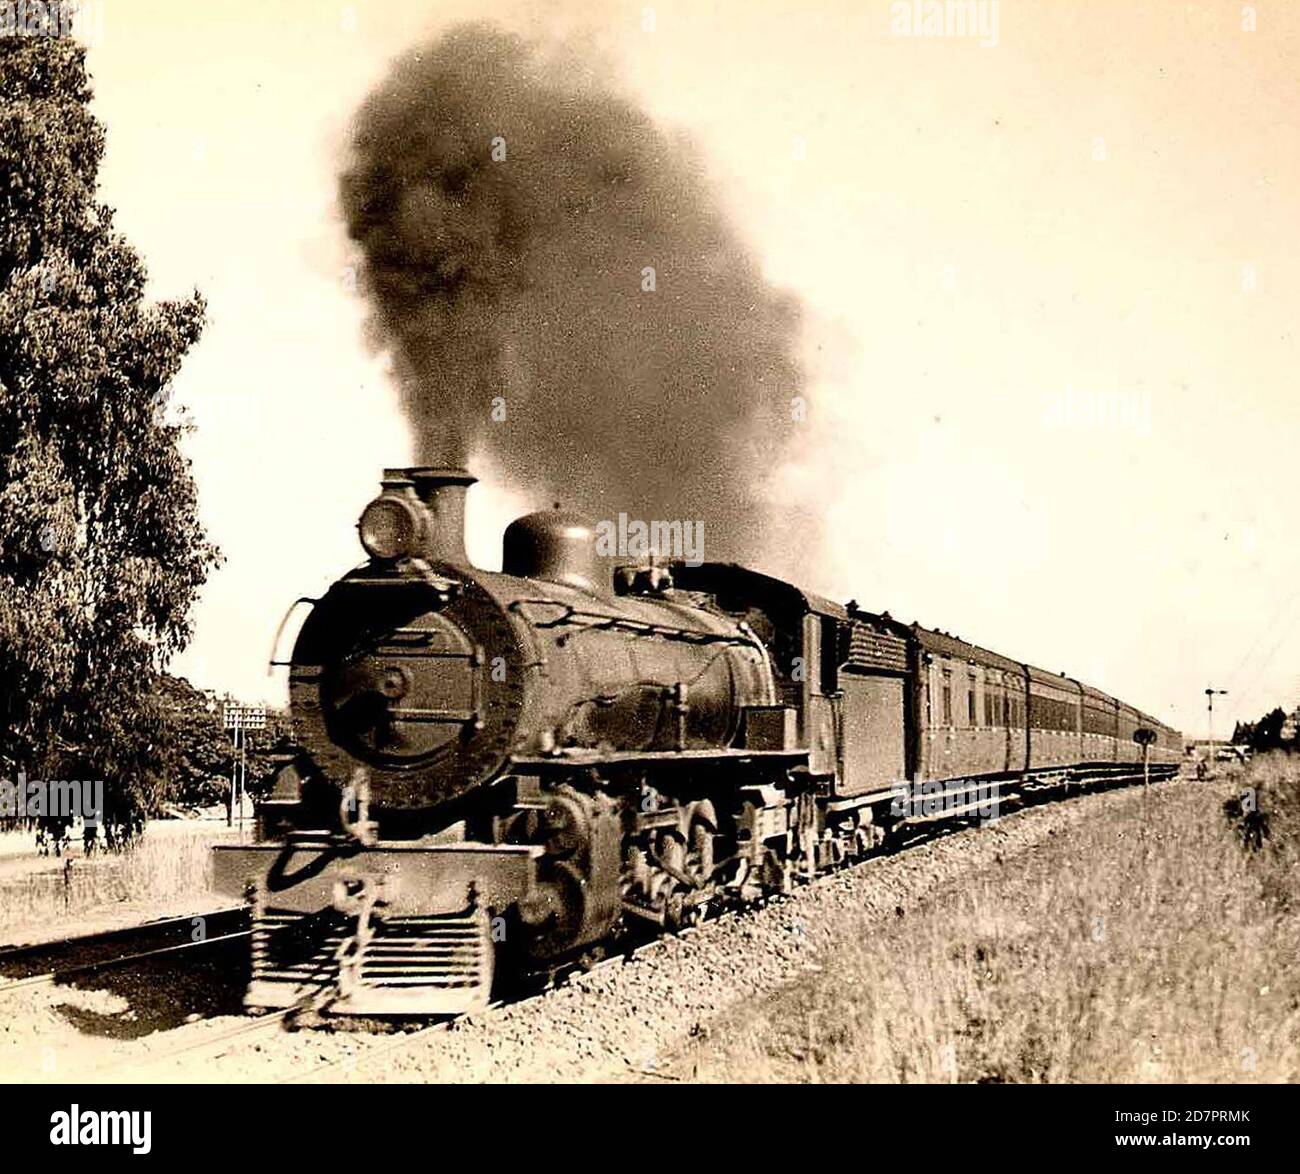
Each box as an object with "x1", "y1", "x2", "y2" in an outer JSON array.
[
  {"x1": 967, "y1": 670, "x2": 978, "y2": 727},
  {"x1": 942, "y1": 668, "x2": 953, "y2": 727}
]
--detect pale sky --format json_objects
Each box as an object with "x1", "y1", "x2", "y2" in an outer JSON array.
[{"x1": 80, "y1": 0, "x2": 1300, "y2": 736}]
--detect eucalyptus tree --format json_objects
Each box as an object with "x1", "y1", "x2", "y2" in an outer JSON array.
[{"x1": 0, "y1": 30, "x2": 216, "y2": 817}]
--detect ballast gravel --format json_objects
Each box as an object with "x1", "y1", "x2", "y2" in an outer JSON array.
[{"x1": 151, "y1": 777, "x2": 1197, "y2": 1084}]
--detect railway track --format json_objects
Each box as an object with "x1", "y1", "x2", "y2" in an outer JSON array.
[
  {"x1": 281, "y1": 916, "x2": 743, "y2": 1083},
  {"x1": 79, "y1": 1006, "x2": 296, "y2": 1081},
  {"x1": 0, "y1": 907, "x2": 248, "y2": 995},
  {"x1": 280, "y1": 772, "x2": 1188, "y2": 1082},
  {"x1": 15, "y1": 771, "x2": 1189, "y2": 1083},
  {"x1": 281, "y1": 853, "x2": 984, "y2": 1082}
]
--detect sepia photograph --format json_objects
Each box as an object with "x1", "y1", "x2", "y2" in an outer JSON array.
[{"x1": 0, "y1": 0, "x2": 1295, "y2": 1155}]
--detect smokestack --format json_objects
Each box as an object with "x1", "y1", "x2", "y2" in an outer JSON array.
[{"x1": 403, "y1": 466, "x2": 476, "y2": 565}]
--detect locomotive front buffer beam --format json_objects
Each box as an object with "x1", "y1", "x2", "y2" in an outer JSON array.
[{"x1": 212, "y1": 840, "x2": 543, "y2": 1015}]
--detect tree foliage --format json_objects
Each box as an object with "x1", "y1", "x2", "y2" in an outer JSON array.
[
  {"x1": 1231, "y1": 707, "x2": 1295, "y2": 754},
  {"x1": 153, "y1": 675, "x2": 293, "y2": 810},
  {"x1": 0, "y1": 34, "x2": 216, "y2": 814}
]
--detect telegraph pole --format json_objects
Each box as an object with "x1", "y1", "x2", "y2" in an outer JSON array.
[
  {"x1": 222, "y1": 702, "x2": 266, "y2": 827},
  {"x1": 223, "y1": 696, "x2": 236, "y2": 827},
  {"x1": 1205, "y1": 687, "x2": 1227, "y2": 774}
]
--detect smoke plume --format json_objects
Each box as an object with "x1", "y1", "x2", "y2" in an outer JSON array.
[{"x1": 342, "y1": 23, "x2": 815, "y2": 569}]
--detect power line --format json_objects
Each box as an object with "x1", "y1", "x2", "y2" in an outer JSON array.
[{"x1": 1223, "y1": 581, "x2": 1300, "y2": 695}]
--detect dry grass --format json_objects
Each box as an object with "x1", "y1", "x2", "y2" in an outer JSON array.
[
  {"x1": 0, "y1": 823, "x2": 233, "y2": 942},
  {"x1": 680, "y1": 764, "x2": 1300, "y2": 1082}
]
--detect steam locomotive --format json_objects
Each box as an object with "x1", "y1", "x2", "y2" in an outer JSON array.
[{"x1": 213, "y1": 467, "x2": 1181, "y2": 1015}]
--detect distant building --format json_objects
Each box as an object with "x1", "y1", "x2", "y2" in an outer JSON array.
[{"x1": 1186, "y1": 739, "x2": 1248, "y2": 763}]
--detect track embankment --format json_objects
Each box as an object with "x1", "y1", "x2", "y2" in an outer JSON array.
[{"x1": 92, "y1": 776, "x2": 1217, "y2": 1084}]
